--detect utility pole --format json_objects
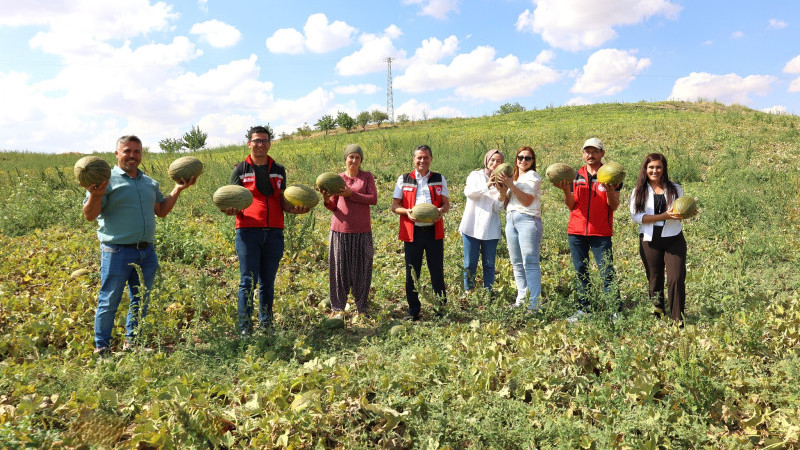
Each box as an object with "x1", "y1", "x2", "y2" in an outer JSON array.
[{"x1": 385, "y1": 57, "x2": 394, "y2": 124}]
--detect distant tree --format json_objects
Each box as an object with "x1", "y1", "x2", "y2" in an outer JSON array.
[
  {"x1": 336, "y1": 111, "x2": 356, "y2": 133},
  {"x1": 159, "y1": 137, "x2": 183, "y2": 154},
  {"x1": 279, "y1": 131, "x2": 293, "y2": 140},
  {"x1": 182, "y1": 125, "x2": 207, "y2": 152},
  {"x1": 495, "y1": 102, "x2": 526, "y2": 115},
  {"x1": 396, "y1": 113, "x2": 410, "y2": 124},
  {"x1": 356, "y1": 111, "x2": 372, "y2": 131},
  {"x1": 296, "y1": 122, "x2": 313, "y2": 137},
  {"x1": 315, "y1": 115, "x2": 336, "y2": 135},
  {"x1": 371, "y1": 110, "x2": 389, "y2": 128}
]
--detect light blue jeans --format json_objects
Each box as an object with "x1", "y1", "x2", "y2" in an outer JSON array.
[
  {"x1": 462, "y1": 233, "x2": 499, "y2": 291},
  {"x1": 94, "y1": 243, "x2": 158, "y2": 349},
  {"x1": 505, "y1": 211, "x2": 542, "y2": 310}
]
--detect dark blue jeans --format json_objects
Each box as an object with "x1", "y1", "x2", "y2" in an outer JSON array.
[
  {"x1": 235, "y1": 228, "x2": 284, "y2": 332},
  {"x1": 568, "y1": 234, "x2": 620, "y2": 309}
]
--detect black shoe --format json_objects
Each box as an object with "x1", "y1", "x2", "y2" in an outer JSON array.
[{"x1": 402, "y1": 314, "x2": 420, "y2": 321}]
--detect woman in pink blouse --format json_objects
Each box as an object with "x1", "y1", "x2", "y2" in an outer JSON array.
[{"x1": 321, "y1": 144, "x2": 378, "y2": 317}]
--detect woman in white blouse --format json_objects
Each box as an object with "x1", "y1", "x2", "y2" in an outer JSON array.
[
  {"x1": 629, "y1": 153, "x2": 690, "y2": 322},
  {"x1": 459, "y1": 149, "x2": 505, "y2": 292},
  {"x1": 497, "y1": 146, "x2": 543, "y2": 310}
]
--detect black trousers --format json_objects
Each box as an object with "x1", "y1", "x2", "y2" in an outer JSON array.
[
  {"x1": 404, "y1": 226, "x2": 447, "y2": 316},
  {"x1": 639, "y1": 231, "x2": 687, "y2": 321}
]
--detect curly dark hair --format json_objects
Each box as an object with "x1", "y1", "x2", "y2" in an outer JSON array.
[{"x1": 246, "y1": 125, "x2": 273, "y2": 142}]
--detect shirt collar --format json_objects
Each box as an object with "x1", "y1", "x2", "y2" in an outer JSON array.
[
  {"x1": 113, "y1": 165, "x2": 141, "y2": 179},
  {"x1": 414, "y1": 170, "x2": 431, "y2": 180}
]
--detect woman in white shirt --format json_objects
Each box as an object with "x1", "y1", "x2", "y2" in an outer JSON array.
[
  {"x1": 629, "y1": 153, "x2": 689, "y2": 322},
  {"x1": 497, "y1": 146, "x2": 543, "y2": 310},
  {"x1": 459, "y1": 149, "x2": 505, "y2": 292}
]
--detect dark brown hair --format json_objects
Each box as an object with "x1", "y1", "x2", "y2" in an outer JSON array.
[{"x1": 632, "y1": 153, "x2": 679, "y2": 212}]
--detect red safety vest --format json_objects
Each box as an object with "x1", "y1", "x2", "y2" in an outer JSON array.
[
  {"x1": 398, "y1": 171, "x2": 445, "y2": 242},
  {"x1": 234, "y1": 155, "x2": 285, "y2": 229},
  {"x1": 567, "y1": 165, "x2": 615, "y2": 236}
]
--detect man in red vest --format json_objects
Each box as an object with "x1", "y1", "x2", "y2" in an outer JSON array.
[
  {"x1": 391, "y1": 144, "x2": 451, "y2": 321},
  {"x1": 557, "y1": 138, "x2": 622, "y2": 320},
  {"x1": 224, "y1": 125, "x2": 309, "y2": 336}
]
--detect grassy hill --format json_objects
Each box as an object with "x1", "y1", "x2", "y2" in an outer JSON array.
[{"x1": 1, "y1": 101, "x2": 799, "y2": 448}]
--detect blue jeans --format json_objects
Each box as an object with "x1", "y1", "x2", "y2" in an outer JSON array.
[
  {"x1": 568, "y1": 234, "x2": 620, "y2": 308},
  {"x1": 94, "y1": 243, "x2": 158, "y2": 349},
  {"x1": 235, "y1": 228, "x2": 284, "y2": 332},
  {"x1": 461, "y1": 233, "x2": 499, "y2": 291},
  {"x1": 505, "y1": 211, "x2": 542, "y2": 310}
]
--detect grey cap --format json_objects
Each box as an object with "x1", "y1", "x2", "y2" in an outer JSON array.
[
  {"x1": 582, "y1": 137, "x2": 603, "y2": 150},
  {"x1": 344, "y1": 143, "x2": 363, "y2": 160}
]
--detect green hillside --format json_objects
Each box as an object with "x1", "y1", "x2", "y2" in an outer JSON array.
[{"x1": 1, "y1": 101, "x2": 799, "y2": 448}]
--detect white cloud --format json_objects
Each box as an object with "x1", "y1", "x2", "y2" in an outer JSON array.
[
  {"x1": 395, "y1": 46, "x2": 561, "y2": 102},
  {"x1": 572, "y1": 49, "x2": 650, "y2": 95},
  {"x1": 784, "y1": 55, "x2": 800, "y2": 73},
  {"x1": 410, "y1": 36, "x2": 459, "y2": 64},
  {"x1": 396, "y1": 99, "x2": 462, "y2": 121},
  {"x1": 198, "y1": 0, "x2": 208, "y2": 13},
  {"x1": 669, "y1": 72, "x2": 775, "y2": 105},
  {"x1": 516, "y1": 0, "x2": 681, "y2": 51},
  {"x1": 190, "y1": 20, "x2": 242, "y2": 48},
  {"x1": 768, "y1": 19, "x2": 787, "y2": 30},
  {"x1": 790, "y1": 78, "x2": 800, "y2": 93},
  {"x1": 731, "y1": 31, "x2": 744, "y2": 39},
  {"x1": 761, "y1": 105, "x2": 787, "y2": 115},
  {"x1": 404, "y1": 0, "x2": 460, "y2": 20},
  {"x1": 336, "y1": 34, "x2": 406, "y2": 76},
  {"x1": 566, "y1": 97, "x2": 592, "y2": 106},
  {"x1": 384, "y1": 25, "x2": 403, "y2": 40},
  {"x1": 266, "y1": 28, "x2": 306, "y2": 54},
  {"x1": 333, "y1": 84, "x2": 380, "y2": 95},
  {"x1": 13, "y1": 1, "x2": 178, "y2": 57},
  {"x1": 266, "y1": 13, "x2": 356, "y2": 54},
  {"x1": 261, "y1": 87, "x2": 337, "y2": 133}
]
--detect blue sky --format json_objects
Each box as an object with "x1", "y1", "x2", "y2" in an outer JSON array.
[{"x1": 1, "y1": 0, "x2": 798, "y2": 153}]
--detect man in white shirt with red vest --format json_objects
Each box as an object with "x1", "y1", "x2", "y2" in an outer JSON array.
[
  {"x1": 391, "y1": 145, "x2": 451, "y2": 321},
  {"x1": 557, "y1": 138, "x2": 622, "y2": 320}
]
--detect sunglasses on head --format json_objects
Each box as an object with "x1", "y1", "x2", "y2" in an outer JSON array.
[{"x1": 517, "y1": 155, "x2": 533, "y2": 162}]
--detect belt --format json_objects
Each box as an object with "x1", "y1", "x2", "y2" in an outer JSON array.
[{"x1": 118, "y1": 242, "x2": 152, "y2": 249}]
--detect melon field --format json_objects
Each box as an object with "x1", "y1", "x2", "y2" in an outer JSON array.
[{"x1": 1, "y1": 101, "x2": 799, "y2": 448}]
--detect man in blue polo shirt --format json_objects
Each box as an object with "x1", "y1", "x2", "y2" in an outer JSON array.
[{"x1": 83, "y1": 135, "x2": 195, "y2": 355}]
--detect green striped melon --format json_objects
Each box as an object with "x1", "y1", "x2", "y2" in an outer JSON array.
[
  {"x1": 315, "y1": 172, "x2": 345, "y2": 194},
  {"x1": 284, "y1": 184, "x2": 319, "y2": 209},
  {"x1": 545, "y1": 163, "x2": 576, "y2": 185},
  {"x1": 411, "y1": 203, "x2": 440, "y2": 223},
  {"x1": 73, "y1": 156, "x2": 111, "y2": 188},
  {"x1": 671, "y1": 196, "x2": 697, "y2": 218},
  {"x1": 596, "y1": 161, "x2": 625, "y2": 185},
  {"x1": 213, "y1": 185, "x2": 253, "y2": 210},
  {"x1": 322, "y1": 318, "x2": 345, "y2": 330},
  {"x1": 490, "y1": 162, "x2": 514, "y2": 183},
  {"x1": 168, "y1": 156, "x2": 203, "y2": 183}
]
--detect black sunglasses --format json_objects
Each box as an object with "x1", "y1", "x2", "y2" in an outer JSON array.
[{"x1": 517, "y1": 155, "x2": 533, "y2": 162}]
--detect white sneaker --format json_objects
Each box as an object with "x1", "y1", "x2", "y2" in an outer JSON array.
[{"x1": 567, "y1": 310, "x2": 586, "y2": 323}]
